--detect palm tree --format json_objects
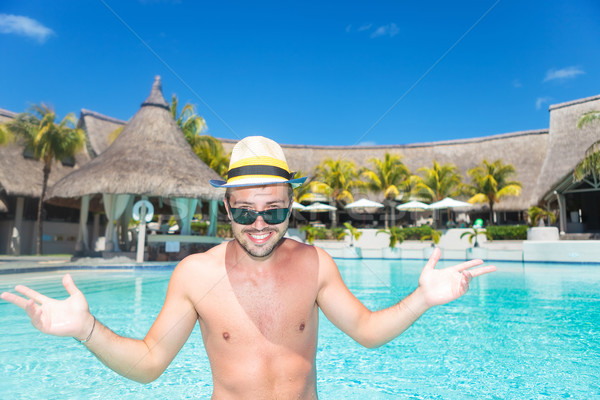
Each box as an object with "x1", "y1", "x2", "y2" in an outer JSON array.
[
  {"x1": 311, "y1": 158, "x2": 363, "y2": 227},
  {"x1": 170, "y1": 94, "x2": 207, "y2": 147},
  {"x1": 170, "y1": 95, "x2": 230, "y2": 177},
  {"x1": 574, "y1": 110, "x2": 600, "y2": 183},
  {"x1": 361, "y1": 153, "x2": 410, "y2": 227},
  {"x1": 466, "y1": 159, "x2": 522, "y2": 224},
  {"x1": 6, "y1": 104, "x2": 86, "y2": 254},
  {"x1": 0, "y1": 123, "x2": 14, "y2": 145},
  {"x1": 192, "y1": 135, "x2": 230, "y2": 178},
  {"x1": 411, "y1": 160, "x2": 463, "y2": 202}
]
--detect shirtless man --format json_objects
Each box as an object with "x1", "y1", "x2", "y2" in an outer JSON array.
[{"x1": 1, "y1": 136, "x2": 496, "y2": 399}]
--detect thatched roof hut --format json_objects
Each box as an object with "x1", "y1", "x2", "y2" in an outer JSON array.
[
  {"x1": 78, "y1": 109, "x2": 126, "y2": 158},
  {"x1": 221, "y1": 129, "x2": 549, "y2": 211},
  {"x1": 533, "y1": 94, "x2": 600, "y2": 202},
  {"x1": 48, "y1": 76, "x2": 223, "y2": 200}
]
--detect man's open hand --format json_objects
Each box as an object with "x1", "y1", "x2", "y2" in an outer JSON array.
[
  {"x1": 418, "y1": 248, "x2": 497, "y2": 307},
  {"x1": 1, "y1": 274, "x2": 94, "y2": 341}
]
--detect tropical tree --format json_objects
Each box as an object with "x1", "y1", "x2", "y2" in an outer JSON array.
[
  {"x1": 0, "y1": 123, "x2": 14, "y2": 145},
  {"x1": 192, "y1": 135, "x2": 230, "y2": 178},
  {"x1": 466, "y1": 159, "x2": 522, "y2": 224},
  {"x1": 311, "y1": 158, "x2": 363, "y2": 227},
  {"x1": 527, "y1": 206, "x2": 557, "y2": 227},
  {"x1": 170, "y1": 94, "x2": 207, "y2": 147},
  {"x1": 573, "y1": 110, "x2": 600, "y2": 183},
  {"x1": 410, "y1": 160, "x2": 463, "y2": 203},
  {"x1": 5, "y1": 104, "x2": 86, "y2": 254},
  {"x1": 377, "y1": 226, "x2": 405, "y2": 248},
  {"x1": 460, "y1": 227, "x2": 493, "y2": 247},
  {"x1": 361, "y1": 153, "x2": 410, "y2": 227}
]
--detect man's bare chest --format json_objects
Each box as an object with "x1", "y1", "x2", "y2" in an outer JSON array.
[{"x1": 194, "y1": 268, "x2": 319, "y2": 343}]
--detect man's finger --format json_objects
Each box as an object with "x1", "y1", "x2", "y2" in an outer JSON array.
[
  {"x1": 467, "y1": 265, "x2": 497, "y2": 278},
  {"x1": 62, "y1": 274, "x2": 81, "y2": 296},
  {"x1": 0, "y1": 291, "x2": 29, "y2": 309},
  {"x1": 423, "y1": 247, "x2": 442, "y2": 270},
  {"x1": 456, "y1": 259, "x2": 484, "y2": 272},
  {"x1": 15, "y1": 285, "x2": 49, "y2": 305}
]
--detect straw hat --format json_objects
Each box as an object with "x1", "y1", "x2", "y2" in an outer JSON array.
[{"x1": 209, "y1": 136, "x2": 306, "y2": 188}]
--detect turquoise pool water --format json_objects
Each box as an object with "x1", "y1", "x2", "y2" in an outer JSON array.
[{"x1": 1, "y1": 259, "x2": 599, "y2": 399}]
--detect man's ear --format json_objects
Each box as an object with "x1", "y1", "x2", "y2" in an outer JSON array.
[{"x1": 223, "y1": 199, "x2": 232, "y2": 221}]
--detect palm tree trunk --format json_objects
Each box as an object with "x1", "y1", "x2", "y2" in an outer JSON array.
[
  {"x1": 384, "y1": 207, "x2": 389, "y2": 229},
  {"x1": 488, "y1": 201, "x2": 494, "y2": 225},
  {"x1": 37, "y1": 163, "x2": 50, "y2": 255}
]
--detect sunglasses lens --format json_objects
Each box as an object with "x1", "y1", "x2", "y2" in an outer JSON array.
[
  {"x1": 229, "y1": 205, "x2": 290, "y2": 225},
  {"x1": 262, "y1": 208, "x2": 289, "y2": 224},
  {"x1": 231, "y1": 209, "x2": 257, "y2": 225}
]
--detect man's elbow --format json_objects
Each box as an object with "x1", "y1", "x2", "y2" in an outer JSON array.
[
  {"x1": 128, "y1": 370, "x2": 163, "y2": 384},
  {"x1": 353, "y1": 332, "x2": 389, "y2": 349}
]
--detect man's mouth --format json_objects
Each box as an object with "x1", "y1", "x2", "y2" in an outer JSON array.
[{"x1": 246, "y1": 230, "x2": 274, "y2": 242}]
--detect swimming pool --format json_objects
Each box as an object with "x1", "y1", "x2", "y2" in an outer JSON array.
[{"x1": 1, "y1": 259, "x2": 599, "y2": 399}]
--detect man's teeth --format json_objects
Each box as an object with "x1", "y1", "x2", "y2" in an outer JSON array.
[{"x1": 250, "y1": 232, "x2": 270, "y2": 240}]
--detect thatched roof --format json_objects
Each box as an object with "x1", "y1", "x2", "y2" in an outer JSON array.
[
  {"x1": 533, "y1": 94, "x2": 600, "y2": 202},
  {"x1": 48, "y1": 76, "x2": 223, "y2": 200},
  {"x1": 0, "y1": 143, "x2": 86, "y2": 198},
  {"x1": 0, "y1": 108, "x2": 17, "y2": 123},
  {"x1": 221, "y1": 129, "x2": 549, "y2": 211},
  {"x1": 78, "y1": 109, "x2": 126, "y2": 157}
]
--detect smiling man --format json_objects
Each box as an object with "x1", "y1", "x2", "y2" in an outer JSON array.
[{"x1": 1, "y1": 136, "x2": 496, "y2": 399}]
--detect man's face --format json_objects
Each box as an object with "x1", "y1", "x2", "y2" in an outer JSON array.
[{"x1": 225, "y1": 184, "x2": 291, "y2": 260}]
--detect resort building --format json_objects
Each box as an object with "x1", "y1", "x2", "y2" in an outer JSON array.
[{"x1": 0, "y1": 82, "x2": 598, "y2": 255}]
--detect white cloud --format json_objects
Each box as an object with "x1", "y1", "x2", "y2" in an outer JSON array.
[
  {"x1": 358, "y1": 24, "x2": 372, "y2": 32},
  {"x1": 536, "y1": 97, "x2": 552, "y2": 110},
  {"x1": 370, "y1": 23, "x2": 399, "y2": 38},
  {"x1": 543, "y1": 66, "x2": 584, "y2": 82},
  {"x1": 0, "y1": 14, "x2": 54, "y2": 43}
]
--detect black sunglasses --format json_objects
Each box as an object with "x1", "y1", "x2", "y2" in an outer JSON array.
[{"x1": 226, "y1": 200, "x2": 291, "y2": 225}]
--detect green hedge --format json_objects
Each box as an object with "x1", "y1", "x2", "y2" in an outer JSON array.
[
  {"x1": 397, "y1": 225, "x2": 436, "y2": 240},
  {"x1": 485, "y1": 225, "x2": 528, "y2": 240}
]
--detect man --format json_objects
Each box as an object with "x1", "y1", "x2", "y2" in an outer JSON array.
[{"x1": 1, "y1": 136, "x2": 496, "y2": 399}]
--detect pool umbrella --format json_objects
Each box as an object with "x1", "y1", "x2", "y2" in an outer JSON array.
[
  {"x1": 292, "y1": 202, "x2": 307, "y2": 210},
  {"x1": 427, "y1": 197, "x2": 472, "y2": 209},
  {"x1": 345, "y1": 198, "x2": 384, "y2": 226},
  {"x1": 427, "y1": 197, "x2": 472, "y2": 228},
  {"x1": 396, "y1": 200, "x2": 429, "y2": 211},
  {"x1": 303, "y1": 202, "x2": 337, "y2": 212},
  {"x1": 344, "y1": 198, "x2": 384, "y2": 211},
  {"x1": 396, "y1": 200, "x2": 429, "y2": 225}
]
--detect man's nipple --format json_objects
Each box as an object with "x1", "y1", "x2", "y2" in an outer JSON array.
[
  {"x1": 223, "y1": 332, "x2": 230, "y2": 341},
  {"x1": 299, "y1": 322, "x2": 305, "y2": 332}
]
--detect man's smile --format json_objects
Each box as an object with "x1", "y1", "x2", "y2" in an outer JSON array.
[{"x1": 246, "y1": 231, "x2": 275, "y2": 243}]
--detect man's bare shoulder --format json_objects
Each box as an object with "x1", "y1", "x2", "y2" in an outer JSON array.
[
  {"x1": 279, "y1": 239, "x2": 336, "y2": 270},
  {"x1": 171, "y1": 242, "x2": 229, "y2": 282}
]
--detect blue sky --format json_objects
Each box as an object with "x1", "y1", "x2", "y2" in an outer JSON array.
[{"x1": 1, "y1": 0, "x2": 599, "y2": 146}]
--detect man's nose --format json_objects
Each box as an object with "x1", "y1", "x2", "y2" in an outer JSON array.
[{"x1": 252, "y1": 214, "x2": 269, "y2": 229}]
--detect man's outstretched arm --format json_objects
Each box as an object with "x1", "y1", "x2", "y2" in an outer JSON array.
[
  {"x1": 1, "y1": 261, "x2": 198, "y2": 383},
  {"x1": 316, "y1": 247, "x2": 496, "y2": 348}
]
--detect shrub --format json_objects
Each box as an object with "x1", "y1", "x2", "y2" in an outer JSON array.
[
  {"x1": 486, "y1": 225, "x2": 527, "y2": 240},
  {"x1": 399, "y1": 225, "x2": 436, "y2": 240},
  {"x1": 377, "y1": 226, "x2": 405, "y2": 248}
]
